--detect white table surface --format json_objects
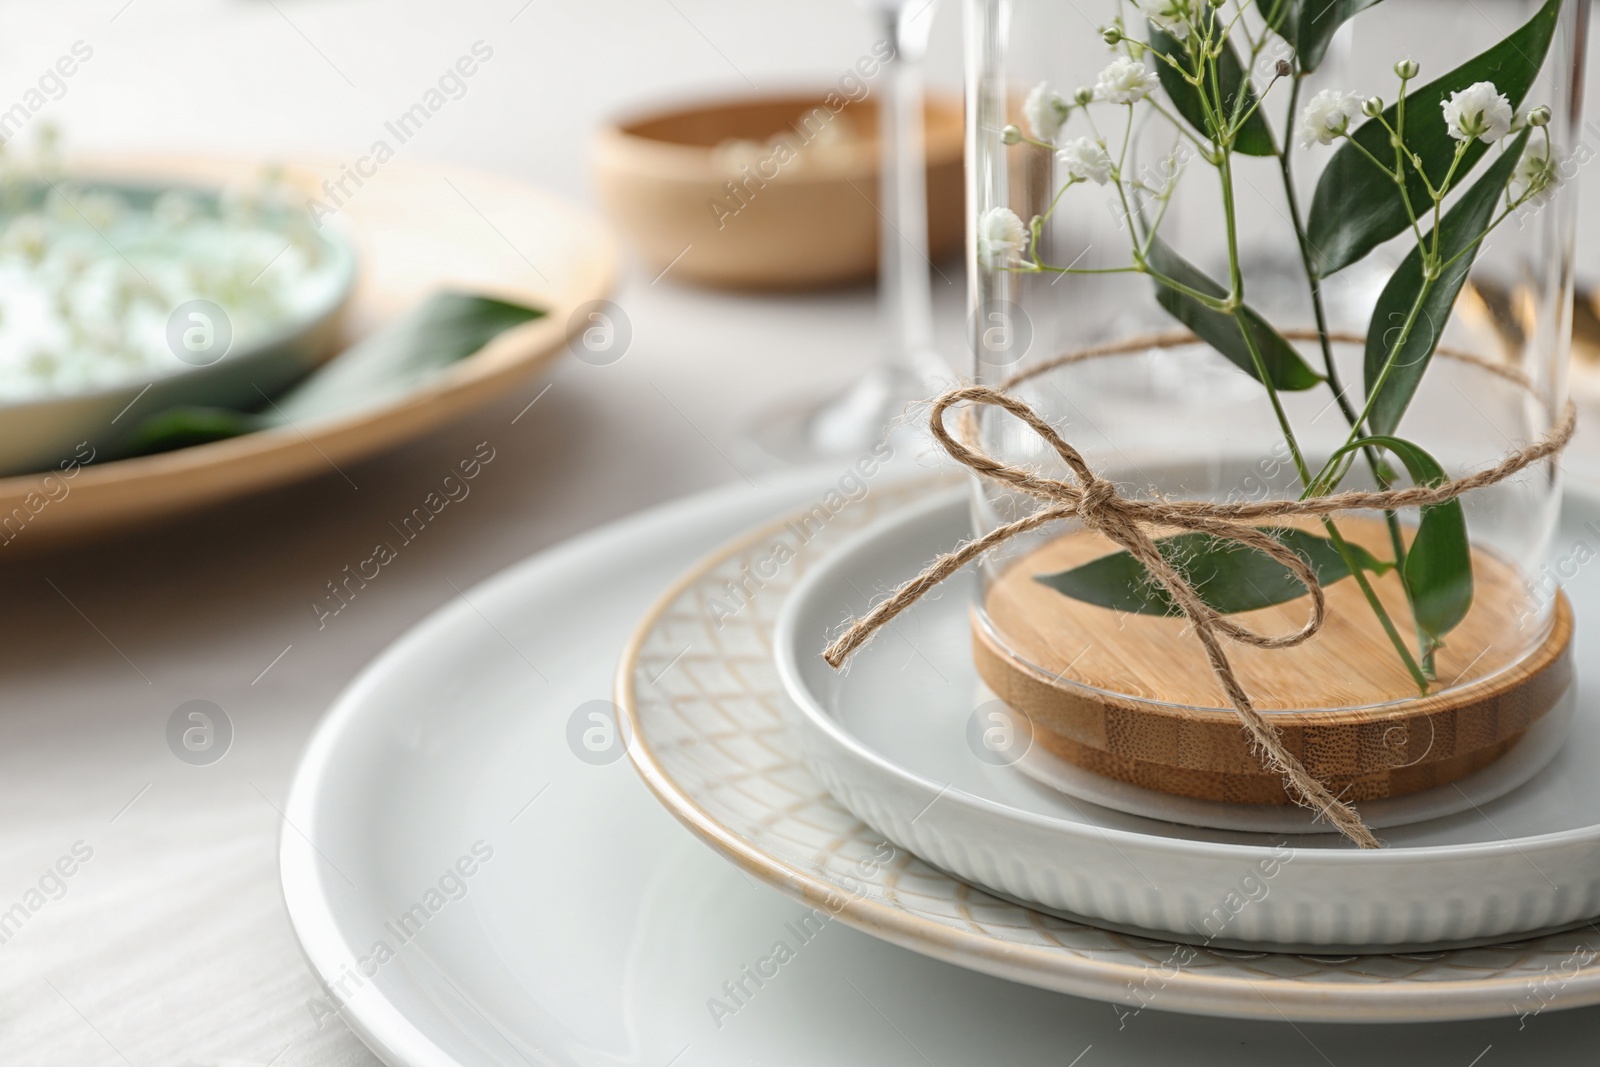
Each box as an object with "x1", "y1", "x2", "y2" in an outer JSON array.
[{"x1": 3, "y1": 1, "x2": 1600, "y2": 1064}]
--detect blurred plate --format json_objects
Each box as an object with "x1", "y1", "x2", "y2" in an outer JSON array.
[
  {"x1": 0, "y1": 155, "x2": 615, "y2": 551},
  {"x1": 0, "y1": 177, "x2": 359, "y2": 475}
]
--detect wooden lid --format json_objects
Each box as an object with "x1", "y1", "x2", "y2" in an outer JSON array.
[{"x1": 976, "y1": 517, "x2": 1573, "y2": 803}]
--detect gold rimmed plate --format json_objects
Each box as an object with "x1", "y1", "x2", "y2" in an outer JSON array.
[{"x1": 617, "y1": 474, "x2": 1600, "y2": 1022}]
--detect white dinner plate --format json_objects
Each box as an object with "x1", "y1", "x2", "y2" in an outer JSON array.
[{"x1": 284, "y1": 469, "x2": 1600, "y2": 1065}]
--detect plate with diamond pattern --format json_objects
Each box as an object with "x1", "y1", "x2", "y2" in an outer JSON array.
[{"x1": 617, "y1": 476, "x2": 1600, "y2": 1022}]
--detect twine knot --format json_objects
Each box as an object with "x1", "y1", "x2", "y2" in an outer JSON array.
[{"x1": 1075, "y1": 477, "x2": 1121, "y2": 531}]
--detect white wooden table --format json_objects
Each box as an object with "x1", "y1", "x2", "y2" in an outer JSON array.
[{"x1": 2, "y1": 2, "x2": 1599, "y2": 1064}]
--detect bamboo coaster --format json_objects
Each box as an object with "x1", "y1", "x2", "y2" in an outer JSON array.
[{"x1": 975, "y1": 516, "x2": 1574, "y2": 804}]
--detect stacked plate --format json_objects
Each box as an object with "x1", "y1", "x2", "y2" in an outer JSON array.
[
  {"x1": 282, "y1": 469, "x2": 1600, "y2": 1066},
  {"x1": 766, "y1": 489, "x2": 1593, "y2": 951}
]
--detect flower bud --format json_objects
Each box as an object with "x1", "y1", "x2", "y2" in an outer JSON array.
[
  {"x1": 1527, "y1": 104, "x2": 1552, "y2": 128},
  {"x1": 1074, "y1": 86, "x2": 1094, "y2": 106},
  {"x1": 1275, "y1": 59, "x2": 1292, "y2": 78},
  {"x1": 1395, "y1": 59, "x2": 1420, "y2": 80},
  {"x1": 1001, "y1": 124, "x2": 1023, "y2": 145},
  {"x1": 1362, "y1": 96, "x2": 1384, "y2": 118},
  {"x1": 1101, "y1": 25, "x2": 1124, "y2": 46}
]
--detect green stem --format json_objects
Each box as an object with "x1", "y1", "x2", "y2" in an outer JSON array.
[
  {"x1": 1139, "y1": 171, "x2": 1180, "y2": 259},
  {"x1": 1278, "y1": 76, "x2": 1411, "y2": 572},
  {"x1": 1326, "y1": 521, "x2": 1431, "y2": 689},
  {"x1": 1147, "y1": 99, "x2": 1215, "y2": 157},
  {"x1": 1218, "y1": 104, "x2": 1428, "y2": 692},
  {"x1": 1117, "y1": 103, "x2": 1134, "y2": 177},
  {"x1": 1326, "y1": 272, "x2": 1438, "y2": 465},
  {"x1": 1218, "y1": 148, "x2": 1246, "y2": 300},
  {"x1": 1029, "y1": 177, "x2": 1082, "y2": 265},
  {"x1": 1228, "y1": 276, "x2": 1428, "y2": 692},
  {"x1": 1145, "y1": 269, "x2": 1235, "y2": 310},
  {"x1": 1006, "y1": 264, "x2": 1141, "y2": 277},
  {"x1": 1373, "y1": 111, "x2": 1430, "y2": 249},
  {"x1": 1437, "y1": 190, "x2": 1538, "y2": 274}
]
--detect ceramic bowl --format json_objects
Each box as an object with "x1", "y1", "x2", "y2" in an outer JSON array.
[
  {"x1": 0, "y1": 178, "x2": 357, "y2": 475},
  {"x1": 592, "y1": 91, "x2": 962, "y2": 290}
]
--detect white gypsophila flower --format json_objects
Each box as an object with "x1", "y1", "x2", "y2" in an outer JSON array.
[
  {"x1": 1442, "y1": 81, "x2": 1514, "y2": 143},
  {"x1": 1513, "y1": 139, "x2": 1560, "y2": 197},
  {"x1": 1057, "y1": 137, "x2": 1112, "y2": 185},
  {"x1": 1138, "y1": 0, "x2": 1189, "y2": 38},
  {"x1": 1023, "y1": 81, "x2": 1069, "y2": 143},
  {"x1": 1296, "y1": 89, "x2": 1364, "y2": 148},
  {"x1": 1095, "y1": 57, "x2": 1160, "y2": 105},
  {"x1": 977, "y1": 207, "x2": 1028, "y2": 267}
]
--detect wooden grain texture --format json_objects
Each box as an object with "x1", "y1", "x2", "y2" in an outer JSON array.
[
  {"x1": 975, "y1": 518, "x2": 1574, "y2": 803},
  {"x1": 592, "y1": 93, "x2": 963, "y2": 290}
]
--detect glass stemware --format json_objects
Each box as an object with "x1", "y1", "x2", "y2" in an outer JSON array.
[{"x1": 741, "y1": 0, "x2": 948, "y2": 466}]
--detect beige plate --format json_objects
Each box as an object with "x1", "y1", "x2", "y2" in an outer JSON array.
[
  {"x1": 0, "y1": 156, "x2": 616, "y2": 550},
  {"x1": 617, "y1": 477, "x2": 1600, "y2": 1022}
]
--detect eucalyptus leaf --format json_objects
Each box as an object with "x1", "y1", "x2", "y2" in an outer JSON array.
[
  {"x1": 1036, "y1": 527, "x2": 1391, "y2": 617},
  {"x1": 272, "y1": 290, "x2": 545, "y2": 424},
  {"x1": 1271, "y1": 0, "x2": 1386, "y2": 73},
  {"x1": 1149, "y1": 11, "x2": 1276, "y2": 155},
  {"x1": 1362, "y1": 131, "x2": 1527, "y2": 436},
  {"x1": 1146, "y1": 236, "x2": 1323, "y2": 390},
  {"x1": 125, "y1": 408, "x2": 258, "y2": 453},
  {"x1": 1305, "y1": 0, "x2": 1561, "y2": 276},
  {"x1": 126, "y1": 291, "x2": 545, "y2": 456},
  {"x1": 1330, "y1": 436, "x2": 1472, "y2": 652}
]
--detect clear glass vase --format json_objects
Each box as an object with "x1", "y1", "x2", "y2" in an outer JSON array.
[{"x1": 962, "y1": 0, "x2": 1585, "y2": 805}]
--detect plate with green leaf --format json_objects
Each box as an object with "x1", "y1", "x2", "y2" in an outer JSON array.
[{"x1": 0, "y1": 157, "x2": 616, "y2": 551}]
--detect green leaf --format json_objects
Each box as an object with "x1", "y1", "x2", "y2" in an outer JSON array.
[
  {"x1": 1271, "y1": 0, "x2": 1386, "y2": 73},
  {"x1": 1149, "y1": 10, "x2": 1276, "y2": 155},
  {"x1": 124, "y1": 408, "x2": 258, "y2": 455},
  {"x1": 1036, "y1": 527, "x2": 1391, "y2": 617},
  {"x1": 1306, "y1": 0, "x2": 1561, "y2": 275},
  {"x1": 271, "y1": 290, "x2": 545, "y2": 424},
  {"x1": 1146, "y1": 236, "x2": 1323, "y2": 390},
  {"x1": 1330, "y1": 436, "x2": 1472, "y2": 651},
  {"x1": 1362, "y1": 131, "x2": 1528, "y2": 435},
  {"x1": 125, "y1": 290, "x2": 545, "y2": 456}
]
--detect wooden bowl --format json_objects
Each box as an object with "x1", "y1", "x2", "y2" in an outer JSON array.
[
  {"x1": 0, "y1": 155, "x2": 616, "y2": 552},
  {"x1": 592, "y1": 91, "x2": 963, "y2": 290}
]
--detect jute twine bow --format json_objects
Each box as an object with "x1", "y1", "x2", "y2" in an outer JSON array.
[{"x1": 823, "y1": 331, "x2": 1577, "y2": 849}]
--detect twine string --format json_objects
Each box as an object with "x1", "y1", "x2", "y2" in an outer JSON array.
[{"x1": 822, "y1": 335, "x2": 1576, "y2": 850}]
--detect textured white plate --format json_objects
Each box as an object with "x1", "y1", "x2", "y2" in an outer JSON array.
[
  {"x1": 772, "y1": 489, "x2": 1589, "y2": 951},
  {"x1": 621, "y1": 474, "x2": 1600, "y2": 1021}
]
